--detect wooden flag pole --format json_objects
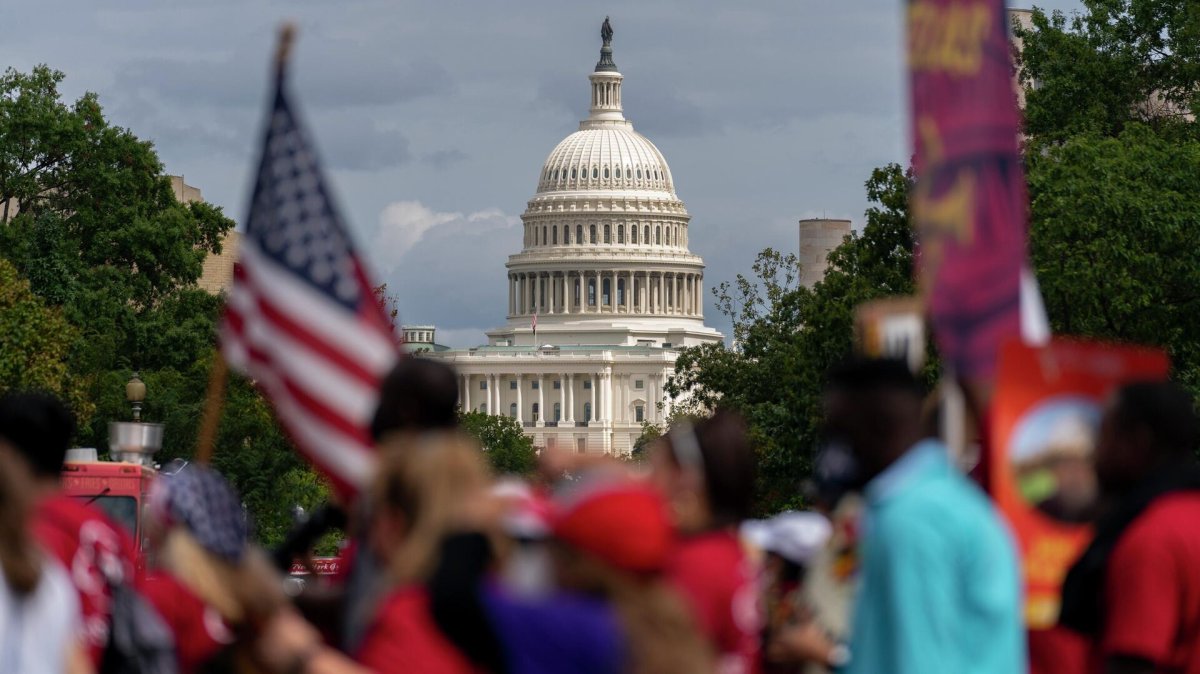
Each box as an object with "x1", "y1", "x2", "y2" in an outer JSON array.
[
  {"x1": 194, "y1": 353, "x2": 228, "y2": 464},
  {"x1": 195, "y1": 23, "x2": 298, "y2": 465}
]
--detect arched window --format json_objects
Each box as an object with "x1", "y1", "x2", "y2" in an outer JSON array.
[
  {"x1": 564, "y1": 227, "x2": 570, "y2": 244},
  {"x1": 617, "y1": 225, "x2": 624, "y2": 243},
  {"x1": 632, "y1": 226, "x2": 638, "y2": 244},
  {"x1": 584, "y1": 402, "x2": 592, "y2": 422},
  {"x1": 590, "y1": 224, "x2": 597, "y2": 244},
  {"x1": 644, "y1": 225, "x2": 650, "y2": 244},
  {"x1": 592, "y1": 167, "x2": 598, "y2": 179},
  {"x1": 636, "y1": 168, "x2": 642, "y2": 179},
  {"x1": 604, "y1": 224, "x2": 611, "y2": 243},
  {"x1": 552, "y1": 227, "x2": 558, "y2": 244},
  {"x1": 553, "y1": 169, "x2": 558, "y2": 180},
  {"x1": 571, "y1": 168, "x2": 577, "y2": 179},
  {"x1": 604, "y1": 167, "x2": 610, "y2": 179},
  {"x1": 532, "y1": 402, "x2": 540, "y2": 422},
  {"x1": 509, "y1": 403, "x2": 517, "y2": 418},
  {"x1": 588, "y1": 278, "x2": 596, "y2": 305},
  {"x1": 656, "y1": 226, "x2": 662, "y2": 245},
  {"x1": 574, "y1": 278, "x2": 581, "y2": 305},
  {"x1": 553, "y1": 402, "x2": 561, "y2": 422},
  {"x1": 626, "y1": 167, "x2": 631, "y2": 179},
  {"x1": 666, "y1": 228, "x2": 671, "y2": 245},
  {"x1": 617, "y1": 279, "x2": 625, "y2": 305},
  {"x1": 542, "y1": 226, "x2": 547, "y2": 246},
  {"x1": 602, "y1": 278, "x2": 611, "y2": 306},
  {"x1": 480, "y1": 403, "x2": 488, "y2": 414},
  {"x1": 576, "y1": 225, "x2": 583, "y2": 244}
]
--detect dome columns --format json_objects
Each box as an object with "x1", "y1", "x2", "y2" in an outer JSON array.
[{"x1": 508, "y1": 268, "x2": 704, "y2": 320}]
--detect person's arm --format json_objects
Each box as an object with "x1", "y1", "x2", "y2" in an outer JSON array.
[
  {"x1": 427, "y1": 532, "x2": 509, "y2": 673},
  {"x1": 65, "y1": 639, "x2": 94, "y2": 674}
]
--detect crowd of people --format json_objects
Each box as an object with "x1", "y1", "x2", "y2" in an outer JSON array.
[{"x1": 1, "y1": 356, "x2": 1198, "y2": 673}]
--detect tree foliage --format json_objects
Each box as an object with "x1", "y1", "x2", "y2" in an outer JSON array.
[
  {"x1": 667, "y1": 164, "x2": 916, "y2": 513},
  {"x1": 0, "y1": 258, "x2": 89, "y2": 416},
  {"x1": 1018, "y1": 2, "x2": 1200, "y2": 390},
  {"x1": 459, "y1": 410, "x2": 538, "y2": 476},
  {"x1": 1015, "y1": 1, "x2": 1200, "y2": 148},
  {"x1": 0, "y1": 65, "x2": 325, "y2": 548}
]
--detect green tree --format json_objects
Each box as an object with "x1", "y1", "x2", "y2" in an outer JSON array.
[
  {"x1": 1015, "y1": 1, "x2": 1200, "y2": 148},
  {"x1": 668, "y1": 164, "x2": 916, "y2": 512},
  {"x1": 1017, "y1": 3, "x2": 1200, "y2": 390},
  {"x1": 0, "y1": 65, "x2": 234, "y2": 378},
  {"x1": 459, "y1": 410, "x2": 538, "y2": 476},
  {"x1": 1028, "y1": 125, "x2": 1200, "y2": 388},
  {"x1": 630, "y1": 421, "x2": 663, "y2": 462},
  {"x1": 0, "y1": 259, "x2": 89, "y2": 416}
]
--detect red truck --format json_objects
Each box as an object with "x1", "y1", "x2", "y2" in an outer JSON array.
[{"x1": 62, "y1": 449, "x2": 157, "y2": 552}]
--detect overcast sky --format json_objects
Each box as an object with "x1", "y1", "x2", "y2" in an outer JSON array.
[{"x1": 5, "y1": 0, "x2": 1083, "y2": 346}]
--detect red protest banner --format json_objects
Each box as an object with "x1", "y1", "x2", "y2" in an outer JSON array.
[{"x1": 990, "y1": 339, "x2": 1168, "y2": 628}]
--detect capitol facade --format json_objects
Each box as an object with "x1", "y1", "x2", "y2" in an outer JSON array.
[{"x1": 426, "y1": 23, "x2": 723, "y2": 455}]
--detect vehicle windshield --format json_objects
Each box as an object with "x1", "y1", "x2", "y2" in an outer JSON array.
[{"x1": 74, "y1": 495, "x2": 138, "y2": 535}]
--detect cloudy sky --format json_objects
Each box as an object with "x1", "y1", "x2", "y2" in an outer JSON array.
[{"x1": 5, "y1": 0, "x2": 1082, "y2": 346}]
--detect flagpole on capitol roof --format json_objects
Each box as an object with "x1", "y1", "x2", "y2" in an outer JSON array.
[{"x1": 195, "y1": 22, "x2": 298, "y2": 465}]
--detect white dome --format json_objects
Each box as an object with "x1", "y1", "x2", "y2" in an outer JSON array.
[{"x1": 537, "y1": 126, "x2": 675, "y2": 195}]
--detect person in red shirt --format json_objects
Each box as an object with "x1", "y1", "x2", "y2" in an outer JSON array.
[
  {"x1": 1060, "y1": 381, "x2": 1200, "y2": 674},
  {"x1": 0, "y1": 390, "x2": 139, "y2": 667},
  {"x1": 651, "y1": 408, "x2": 762, "y2": 674}
]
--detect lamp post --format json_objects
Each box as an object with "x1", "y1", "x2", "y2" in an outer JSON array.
[{"x1": 126, "y1": 371, "x2": 146, "y2": 422}]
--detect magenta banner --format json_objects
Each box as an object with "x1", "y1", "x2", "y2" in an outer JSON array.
[{"x1": 908, "y1": 0, "x2": 1028, "y2": 379}]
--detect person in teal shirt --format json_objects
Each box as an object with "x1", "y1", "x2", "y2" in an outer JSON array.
[{"x1": 823, "y1": 358, "x2": 1025, "y2": 674}]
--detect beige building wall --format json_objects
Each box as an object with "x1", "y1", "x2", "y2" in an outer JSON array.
[
  {"x1": 799, "y1": 218, "x2": 851, "y2": 288},
  {"x1": 170, "y1": 174, "x2": 242, "y2": 295}
]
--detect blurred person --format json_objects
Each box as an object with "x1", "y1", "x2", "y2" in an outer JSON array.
[
  {"x1": 823, "y1": 358, "x2": 1024, "y2": 674},
  {"x1": 650, "y1": 408, "x2": 762, "y2": 674},
  {"x1": 140, "y1": 464, "x2": 272, "y2": 673},
  {"x1": 1060, "y1": 381, "x2": 1200, "y2": 674},
  {"x1": 257, "y1": 432, "x2": 489, "y2": 674},
  {"x1": 430, "y1": 471, "x2": 714, "y2": 674},
  {"x1": 334, "y1": 356, "x2": 462, "y2": 652},
  {"x1": 0, "y1": 390, "x2": 140, "y2": 667},
  {"x1": 0, "y1": 430, "x2": 91, "y2": 674},
  {"x1": 749, "y1": 512, "x2": 831, "y2": 674}
]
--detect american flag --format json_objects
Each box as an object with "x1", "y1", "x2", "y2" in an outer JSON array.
[{"x1": 221, "y1": 74, "x2": 398, "y2": 497}]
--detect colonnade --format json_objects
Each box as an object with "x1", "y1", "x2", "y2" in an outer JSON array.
[
  {"x1": 508, "y1": 270, "x2": 703, "y2": 317},
  {"x1": 457, "y1": 370, "x2": 665, "y2": 427}
]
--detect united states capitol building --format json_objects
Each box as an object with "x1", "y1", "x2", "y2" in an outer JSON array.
[{"x1": 422, "y1": 22, "x2": 723, "y2": 455}]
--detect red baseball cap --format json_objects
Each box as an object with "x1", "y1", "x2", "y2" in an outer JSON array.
[{"x1": 551, "y1": 479, "x2": 674, "y2": 574}]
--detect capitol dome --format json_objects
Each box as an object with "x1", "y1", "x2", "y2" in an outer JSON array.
[
  {"x1": 536, "y1": 127, "x2": 675, "y2": 196},
  {"x1": 490, "y1": 19, "x2": 723, "y2": 349}
]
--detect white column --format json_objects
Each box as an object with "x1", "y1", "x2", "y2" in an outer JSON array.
[
  {"x1": 462, "y1": 374, "x2": 471, "y2": 411},
  {"x1": 563, "y1": 274, "x2": 570, "y2": 314},
  {"x1": 516, "y1": 374, "x2": 523, "y2": 424},
  {"x1": 590, "y1": 373, "x2": 597, "y2": 423},
  {"x1": 559, "y1": 373, "x2": 566, "y2": 425},
  {"x1": 565, "y1": 374, "x2": 575, "y2": 423},
  {"x1": 537, "y1": 375, "x2": 545, "y2": 427},
  {"x1": 604, "y1": 371, "x2": 613, "y2": 423}
]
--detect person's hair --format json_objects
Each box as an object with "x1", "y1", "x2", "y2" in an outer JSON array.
[
  {"x1": 1112, "y1": 381, "x2": 1199, "y2": 457},
  {"x1": 663, "y1": 408, "x2": 757, "y2": 526},
  {"x1": 554, "y1": 546, "x2": 714, "y2": 674},
  {"x1": 824, "y1": 357, "x2": 924, "y2": 397},
  {"x1": 0, "y1": 446, "x2": 40, "y2": 595},
  {"x1": 371, "y1": 432, "x2": 492, "y2": 585},
  {"x1": 370, "y1": 358, "x2": 460, "y2": 441},
  {"x1": 0, "y1": 390, "x2": 76, "y2": 479},
  {"x1": 159, "y1": 528, "x2": 285, "y2": 625}
]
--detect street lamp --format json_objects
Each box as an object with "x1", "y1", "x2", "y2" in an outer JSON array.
[{"x1": 126, "y1": 371, "x2": 146, "y2": 422}]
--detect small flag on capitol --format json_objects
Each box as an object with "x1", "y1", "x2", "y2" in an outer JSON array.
[{"x1": 220, "y1": 28, "x2": 398, "y2": 498}]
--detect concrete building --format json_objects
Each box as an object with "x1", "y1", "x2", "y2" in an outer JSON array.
[
  {"x1": 401, "y1": 325, "x2": 451, "y2": 354},
  {"x1": 172, "y1": 175, "x2": 242, "y2": 295},
  {"x1": 425, "y1": 23, "x2": 723, "y2": 455},
  {"x1": 798, "y1": 218, "x2": 851, "y2": 288}
]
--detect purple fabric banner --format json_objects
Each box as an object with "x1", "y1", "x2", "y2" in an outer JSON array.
[{"x1": 909, "y1": 0, "x2": 1028, "y2": 379}]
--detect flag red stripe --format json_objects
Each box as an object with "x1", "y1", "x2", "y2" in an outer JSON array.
[{"x1": 224, "y1": 308, "x2": 374, "y2": 446}]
